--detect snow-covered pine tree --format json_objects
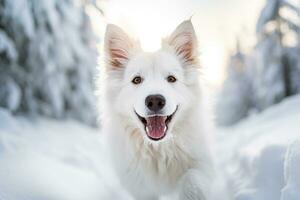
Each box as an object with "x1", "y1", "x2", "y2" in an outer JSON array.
[
  {"x1": 281, "y1": 0, "x2": 300, "y2": 94},
  {"x1": 216, "y1": 0, "x2": 300, "y2": 125},
  {"x1": 216, "y1": 43, "x2": 252, "y2": 126},
  {"x1": 253, "y1": 0, "x2": 300, "y2": 110},
  {"x1": 0, "y1": 0, "x2": 98, "y2": 125},
  {"x1": 253, "y1": 0, "x2": 287, "y2": 110},
  {"x1": 251, "y1": 31, "x2": 285, "y2": 110}
]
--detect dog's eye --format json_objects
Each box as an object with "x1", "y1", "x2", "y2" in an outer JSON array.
[
  {"x1": 132, "y1": 76, "x2": 143, "y2": 84},
  {"x1": 167, "y1": 75, "x2": 177, "y2": 83}
]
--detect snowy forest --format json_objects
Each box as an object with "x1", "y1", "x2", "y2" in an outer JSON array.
[
  {"x1": 0, "y1": 0, "x2": 99, "y2": 125},
  {"x1": 216, "y1": 0, "x2": 300, "y2": 126},
  {"x1": 0, "y1": 0, "x2": 300, "y2": 200}
]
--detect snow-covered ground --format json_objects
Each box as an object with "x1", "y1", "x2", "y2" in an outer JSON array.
[
  {"x1": 217, "y1": 95, "x2": 300, "y2": 200},
  {"x1": 0, "y1": 109, "x2": 132, "y2": 200},
  {"x1": 0, "y1": 95, "x2": 300, "y2": 200}
]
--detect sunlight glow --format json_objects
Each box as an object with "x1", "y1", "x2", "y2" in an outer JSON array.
[
  {"x1": 87, "y1": 0, "x2": 264, "y2": 89},
  {"x1": 201, "y1": 46, "x2": 226, "y2": 87},
  {"x1": 104, "y1": 0, "x2": 181, "y2": 51}
]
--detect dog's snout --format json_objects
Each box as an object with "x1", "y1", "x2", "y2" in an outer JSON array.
[{"x1": 145, "y1": 94, "x2": 166, "y2": 112}]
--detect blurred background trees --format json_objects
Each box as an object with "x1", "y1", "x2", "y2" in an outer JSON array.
[
  {"x1": 0, "y1": 0, "x2": 100, "y2": 125},
  {"x1": 215, "y1": 42, "x2": 252, "y2": 126},
  {"x1": 1, "y1": 0, "x2": 299, "y2": 127},
  {"x1": 217, "y1": 0, "x2": 300, "y2": 126}
]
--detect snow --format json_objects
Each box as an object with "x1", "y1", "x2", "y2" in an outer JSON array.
[
  {"x1": 281, "y1": 140, "x2": 300, "y2": 200},
  {"x1": 0, "y1": 31, "x2": 18, "y2": 60},
  {"x1": 0, "y1": 95, "x2": 300, "y2": 200},
  {"x1": 217, "y1": 95, "x2": 300, "y2": 200},
  {"x1": 0, "y1": 108, "x2": 132, "y2": 200},
  {"x1": 0, "y1": 77, "x2": 21, "y2": 112}
]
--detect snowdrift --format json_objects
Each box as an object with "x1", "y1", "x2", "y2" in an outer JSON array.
[
  {"x1": 217, "y1": 95, "x2": 300, "y2": 200},
  {"x1": 0, "y1": 95, "x2": 299, "y2": 200}
]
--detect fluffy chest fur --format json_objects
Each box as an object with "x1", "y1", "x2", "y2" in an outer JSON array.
[
  {"x1": 127, "y1": 127, "x2": 197, "y2": 185},
  {"x1": 105, "y1": 112, "x2": 207, "y2": 197}
]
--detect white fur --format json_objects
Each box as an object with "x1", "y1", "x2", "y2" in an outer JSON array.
[{"x1": 100, "y1": 20, "x2": 214, "y2": 200}]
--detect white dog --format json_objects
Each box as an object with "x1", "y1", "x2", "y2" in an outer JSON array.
[{"x1": 100, "y1": 20, "x2": 214, "y2": 200}]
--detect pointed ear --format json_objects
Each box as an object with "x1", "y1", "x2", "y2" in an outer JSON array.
[
  {"x1": 104, "y1": 24, "x2": 135, "y2": 69},
  {"x1": 164, "y1": 20, "x2": 198, "y2": 66}
]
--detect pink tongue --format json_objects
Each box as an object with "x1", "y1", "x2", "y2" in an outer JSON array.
[{"x1": 146, "y1": 116, "x2": 167, "y2": 139}]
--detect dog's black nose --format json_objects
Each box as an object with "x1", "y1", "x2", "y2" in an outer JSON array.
[{"x1": 145, "y1": 94, "x2": 166, "y2": 112}]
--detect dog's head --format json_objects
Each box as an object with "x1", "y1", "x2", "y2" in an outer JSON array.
[{"x1": 104, "y1": 20, "x2": 201, "y2": 142}]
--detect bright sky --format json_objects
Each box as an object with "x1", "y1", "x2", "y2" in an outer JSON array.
[{"x1": 87, "y1": 0, "x2": 265, "y2": 89}]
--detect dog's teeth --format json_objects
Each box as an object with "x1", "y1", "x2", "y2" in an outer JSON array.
[
  {"x1": 146, "y1": 127, "x2": 149, "y2": 133},
  {"x1": 164, "y1": 126, "x2": 167, "y2": 132}
]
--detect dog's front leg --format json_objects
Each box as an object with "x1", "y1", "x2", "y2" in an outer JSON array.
[{"x1": 178, "y1": 169, "x2": 211, "y2": 200}]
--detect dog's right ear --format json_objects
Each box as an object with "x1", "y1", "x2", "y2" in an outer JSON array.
[
  {"x1": 104, "y1": 24, "x2": 135, "y2": 70},
  {"x1": 163, "y1": 20, "x2": 198, "y2": 67}
]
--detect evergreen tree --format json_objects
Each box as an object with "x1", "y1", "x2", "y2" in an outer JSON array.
[
  {"x1": 254, "y1": 0, "x2": 300, "y2": 109},
  {"x1": 217, "y1": 0, "x2": 300, "y2": 126},
  {"x1": 0, "y1": 0, "x2": 98, "y2": 125},
  {"x1": 216, "y1": 43, "x2": 252, "y2": 126}
]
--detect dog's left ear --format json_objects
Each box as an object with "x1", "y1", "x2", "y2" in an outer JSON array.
[{"x1": 164, "y1": 20, "x2": 198, "y2": 66}]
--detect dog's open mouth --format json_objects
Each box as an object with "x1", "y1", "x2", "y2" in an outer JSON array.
[{"x1": 135, "y1": 108, "x2": 178, "y2": 141}]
